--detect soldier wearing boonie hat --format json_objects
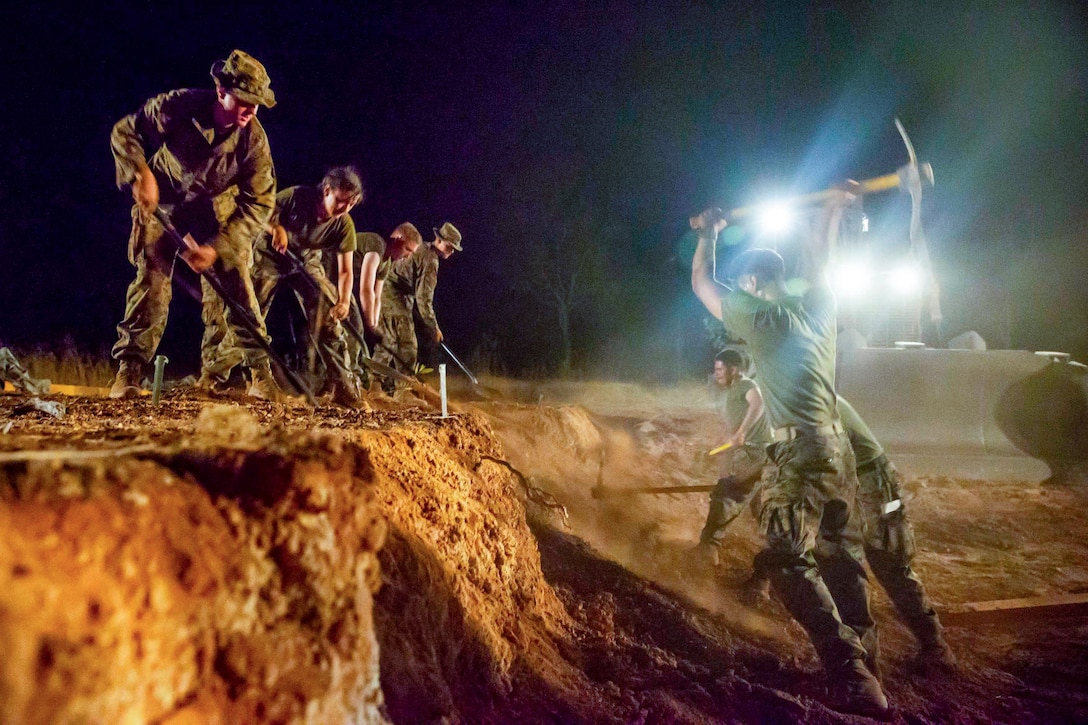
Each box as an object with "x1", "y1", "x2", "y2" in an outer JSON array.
[
  {"x1": 372, "y1": 221, "x2": 463, "y2": 390},
  {"x1": 433, "y1": 222, "x2": 463, "y2": 252},
  {"x1": 210, "y1": 49, "x2": 277, "y2": 108},
  {"x1": 107, "y1": 50, "x2": 282, "y2": 401}
]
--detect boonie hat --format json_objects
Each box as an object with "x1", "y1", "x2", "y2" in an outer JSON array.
[
  {"x1": 211, "y1": 50, "x2": 277, "y2": 108},
  {"x1": 434, "y1": 222, "x2": 463, "y2": 251}
]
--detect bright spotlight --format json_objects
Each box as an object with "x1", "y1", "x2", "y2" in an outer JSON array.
[
  {"x1": 833, "y1": 260, "x2": 872, "y2": 298},
  {"x1": 890, "y1": 262, "x2": 923, "y2": 295},
  {"x1": 757, "y1": 202, "x2": 793, "y2": 235}
]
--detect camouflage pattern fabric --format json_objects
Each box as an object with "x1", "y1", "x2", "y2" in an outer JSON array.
[
  {"x1": 205, "y1": 186, "x2": 356, "y2": 388},
  {"x1": 209, "y1": 247, "x2": 354, "y2": 388},
  {"x1": 110, "y1": 88, "x2": 275, "y2": 365},
  {"x1": 856, "y1": 455, "x2": 945, "y2": 649},
  {"x1": 699, "y1": 443, "x2": 770, "y2": 546},
  {"x1": 110, "y1": 89, "x2": 275, "y2": 262},
  {"x1": 758, "y1": 431, "x2": 875, "y2": 671},
  {"x1": 372, "y1": 299, "x2": 418, "y2": 381},
  {"x1": 372, "y1": 243, "x2": 440, "y2": 382},
  {"x1": 113, "y1": 204, "x2": 270, "y2": 366}
]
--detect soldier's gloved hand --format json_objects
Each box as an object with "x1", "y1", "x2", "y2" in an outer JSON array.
[
  {"x1": 271, "y1": 225, "x2": 289, "y2": 253},
  {"x1": 181, "y1": 245, "x2": 218, "y2": 274},
  {"x1": 132, "y1": 164, "x2": 159, "y2": 213},
  {"x1": 330, "y1": 300, "x2": 350, "y2": 321}
]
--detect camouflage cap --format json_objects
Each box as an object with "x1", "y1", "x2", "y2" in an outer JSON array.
[
  {"x1": 433, "y1": 222, "x2": 463, "y2": 251},
  {"x1": 210, "y1": 50, "x2": 276, "y2": 108}
]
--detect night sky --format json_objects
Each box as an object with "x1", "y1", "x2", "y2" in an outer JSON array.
[{"x1": 2, "y1": 1, "x2": 1086, "y2": 379}]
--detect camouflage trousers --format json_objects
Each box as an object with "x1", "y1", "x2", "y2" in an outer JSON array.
[
  {"x1": 204, "y1": 249, "x2": 353, "y2": 389},
  {"x1": 699, "y1": 443, "x2": 771, "y2": 546},
  {"x1": 342, "y1": 298, "x2": 371, "y2": 383},
  {"x1": 372, "y1": 302, "x2": 417, "y2": 389},
  {"x1": 112, "y1": 203, "x2": 269, "y2": 367},
  {"x1": 856, "y1": 454, "x2": 945, "y2": 649},
  {"x1": 758, "y1": 431, "x2": 876, "y2": 674}
]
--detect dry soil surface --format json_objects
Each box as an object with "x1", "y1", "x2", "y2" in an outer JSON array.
[{"x1": 1, "y1": 383, "x2": 1086, "y2": 724}]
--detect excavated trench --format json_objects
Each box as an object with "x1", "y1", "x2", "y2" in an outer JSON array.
[{"x1": 1, "y1": 388, "x2": 1087, "y2": 723}]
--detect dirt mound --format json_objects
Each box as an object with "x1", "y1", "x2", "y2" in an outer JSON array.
[
  {"x1": 2, "y1": 388, "x2": 1088, "y2": 723},
  {"x1": 0, "y1": 406, "x2": 386, "y2": 724}
]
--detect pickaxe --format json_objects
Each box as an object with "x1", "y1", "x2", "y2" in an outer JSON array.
[
  {"x1": 689, "y1": 118, "x2": 934, "y2": 224},
  {"x1": 894, "y1": 117, "x2": 944, "y2": 344}
]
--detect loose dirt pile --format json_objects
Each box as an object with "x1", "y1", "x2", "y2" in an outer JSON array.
[{"x1": 1, "y1": 384, "x2": 1087, "y2": 723}]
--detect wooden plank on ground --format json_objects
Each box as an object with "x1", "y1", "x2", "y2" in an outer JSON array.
[{"x1": 941, "y1": 592, "x2": 1088, "y2": 626}]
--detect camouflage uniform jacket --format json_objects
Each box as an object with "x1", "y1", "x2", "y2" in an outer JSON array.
[
  {"x1": 110, "y1": 88, "x2": 276, "y2": 258},
  {"x1": 383, "y1": 243, "x2": 440, "y2": 338}
]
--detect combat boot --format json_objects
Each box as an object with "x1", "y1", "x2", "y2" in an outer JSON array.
[
  {"x1": 195, "y1": 369, "x2": 227, "y2": 392},
  {"x1": 832, "y1": 658, "x2": 889, "y2": 719},
  {"x1": 330, "y1": 374, "x2": 366, "y2": 409},
  {"x1": 914, "y1": 636, "x2": 957, "y2": 674},
  {"x1": 109, "y1": 359, "x2": 145, "y2": 399},
  {"x1": 246, "y1": 362, "x2": 284, "y2": 402}
]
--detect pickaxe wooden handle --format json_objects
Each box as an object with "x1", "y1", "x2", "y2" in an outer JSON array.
[
  {"x1": 591, "y1": 484, "x2": 717, "y2": 499},
  {"x1": 723, "y1": 161, "x2": 933, "y2": 221}
]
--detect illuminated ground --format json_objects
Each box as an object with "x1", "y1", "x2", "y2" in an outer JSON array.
[{"x1": 1, "y1": 383, "x2": 1086, "y2": 723}]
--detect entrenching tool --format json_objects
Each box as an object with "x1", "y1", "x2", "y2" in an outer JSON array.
[
  {"x1": 440, "y1": 342, "x2": 478, "y2": 386},
  {"x1": 152, "y1": 208, "x2": 319, "y2": 406},
  {"x1": 591, "y1": 443, "x2": 733, "y2": 498}
]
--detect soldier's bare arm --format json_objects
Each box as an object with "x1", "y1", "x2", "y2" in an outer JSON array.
[
  {"x1": 358, "y1": 251, "x2": 382, "y2": 330},
  {"x1": 690, "y1": 208, "x2": 729, "y2": 320},
  {"x1": 331, "y1": 250, "x2": 353, "y2": 321}
]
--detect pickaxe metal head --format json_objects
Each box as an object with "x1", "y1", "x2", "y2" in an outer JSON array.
[{"x1": 897, "y1": 160, "x2": 935, "y2": 195}]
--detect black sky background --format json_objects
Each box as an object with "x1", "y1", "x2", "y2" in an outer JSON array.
[{"x1": 1, "y1": 1, "x2": 1086, "y2": 380}]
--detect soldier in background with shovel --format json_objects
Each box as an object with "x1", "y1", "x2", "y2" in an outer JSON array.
[
  {"x1": 108, "y1": 50, "x2": 283, "y2": 401},
  {"x1": 691, "y1": 349, "x2": 773, "y2": 566},
  {"x1": 373, "y1": 222, "x2": 463, "y2": 394}
]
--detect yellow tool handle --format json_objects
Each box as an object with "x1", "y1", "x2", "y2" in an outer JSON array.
[
  {"x1": 727, "y1": 170, "x2": 901, "y2": 220},
  {"x1": 708, "y1": 441, "x2": 734, "y2": 456}
]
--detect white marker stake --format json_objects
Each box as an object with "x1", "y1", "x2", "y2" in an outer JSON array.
[{"x1": 439, "y1": 364, "x2": 448, "y2": 417}]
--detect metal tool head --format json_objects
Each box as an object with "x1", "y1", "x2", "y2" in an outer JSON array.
[{"x1": 897, "y1": 160, "x2": 935, "y2": 194}]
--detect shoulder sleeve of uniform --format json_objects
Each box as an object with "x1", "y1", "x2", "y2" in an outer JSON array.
[
  {"x1": 803, "y1": 282, "x2": 837, "y2": 327},
  {"x1": 737, "y1": 377, "x2": 759, "y2": 397},
  {"x1": 720, "y1": 289, "x2": 766, "y2": 339},
  {"x1": 109, "y1": 89, "x2": 187, "y2": 188},
  {"x1": 337, "y1": 215, "x2": 357, "y2": 252}
]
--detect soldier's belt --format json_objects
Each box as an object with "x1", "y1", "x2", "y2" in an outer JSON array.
[{"x1": 772, "y1": 421, "x2": 844, "y2": 442}]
